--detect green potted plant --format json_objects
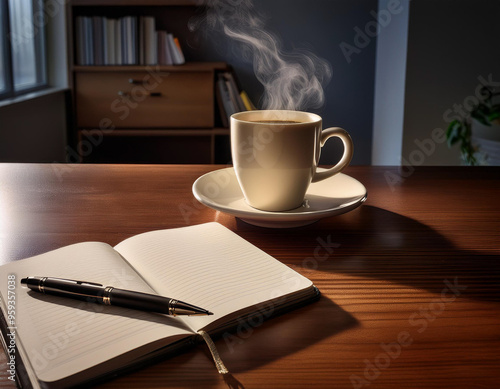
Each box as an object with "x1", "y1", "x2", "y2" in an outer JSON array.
[{"x1": 446, "y1": 85, "x2": 500, "y2": 165}]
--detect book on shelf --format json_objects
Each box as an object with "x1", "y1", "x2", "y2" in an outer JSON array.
[
  {"x1": 139, "y1": 16, "x2": 156, "y2": 65},
  {"x1": 121, "y1": 16, "x2": 137, "y2": 65},
  {"x1": 157, "y1": 30, "x2": 171, "y2": 65},
  {"x1": 92, "y1": 16, "x2": 104, "y2": 65},
  {"x1": 75, "y1": 16, "x2": 86, "y2": 66},
  {"x1": 75, "y1": 15, "x2": 184, "y2": 66},
  {"x1": 105, "y1": 18, "x2": 116, "y2": 65},
  {"x1": 224, "y1": 72, "x2": 246, "y2": 112},
  {"x1": 0, "y1": 223, "x2": 318, "y2": 388},
  {"x1": 114, "y1": 18, "x2": 122, "y2": 65},
  {"x1": 215, "y1": 70, "x2": 257, "y2": 127},
  {"x1": 173, "y1": 37, "x2": 186, "y2": 64},
  {"x1": 240, "y1": 90, "x2": 257, "y2": 111},
  {"x1": 216, "y1": 73, "x2": 236, "y2": 127},
  {"x1": 156, "y1": 31, "x2": 185, "y2": 66}
]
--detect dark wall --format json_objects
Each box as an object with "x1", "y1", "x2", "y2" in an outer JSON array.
[
  {"x1": 0, "y1": 91, "x2": 67, "y2": 162},
  {"x1": 183, "y1": 0, "x2": 378, "y2": 165},
  {"x1": 402, "y1": 0, "x2": 500, "y2": 165}
]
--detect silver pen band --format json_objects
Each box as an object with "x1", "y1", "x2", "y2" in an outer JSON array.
[
  {"x1": 39, "y1": 277, "x2": 48, "y2": 293},
  {"x1": 103, "y1": 286, "x2": 114, "y2": 305},
  {"x1": 168, "y1": 299, "x2": 178, "y2": 316}
]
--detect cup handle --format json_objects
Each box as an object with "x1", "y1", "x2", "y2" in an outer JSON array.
[{"x1": 311, "y1": 127, "x2": 354, "y2": 183}]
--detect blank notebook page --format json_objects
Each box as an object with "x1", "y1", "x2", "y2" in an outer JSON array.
[{"x1": 114, "y1": 223, "x2": 313, "y2": 330}]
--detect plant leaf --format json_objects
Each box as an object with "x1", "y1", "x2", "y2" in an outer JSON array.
[
  {"x1": 446, "y1": 121, "x2": 462, "y2": 146},
  {"x1": 446, "y1": 120, "x2": 459, "y2": 134}
]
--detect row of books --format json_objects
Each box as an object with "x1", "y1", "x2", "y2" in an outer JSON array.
[
  {"x1": 75, "y1": 16, "x2": 185, "y2": 66},
  {"x1": 216, "y1": 71, "x2": 257, "y2": 127}
]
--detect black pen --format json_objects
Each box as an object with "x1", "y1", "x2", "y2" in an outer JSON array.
[{"x1": 21, "y1": 276, "x2": 213, "y2": 316}]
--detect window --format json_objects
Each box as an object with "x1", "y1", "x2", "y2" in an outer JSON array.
[{"x1": 0, "y1": 0, "x2": 46, "y2": 100}]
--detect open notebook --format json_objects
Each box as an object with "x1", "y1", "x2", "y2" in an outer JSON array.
[{"x1": 0, "y1": 223, "x2": 318, "y2": 388}]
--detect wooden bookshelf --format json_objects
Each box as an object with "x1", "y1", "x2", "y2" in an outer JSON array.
[{"x1": 67, "y1": 1, "x2": 231, "y2": 164}]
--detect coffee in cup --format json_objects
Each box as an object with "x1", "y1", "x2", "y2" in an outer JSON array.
[{"x1": 230, "y1": 110, "x2": 354, "y2": 212}]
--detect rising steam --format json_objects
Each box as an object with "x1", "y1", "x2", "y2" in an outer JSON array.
[{"x1": 189, "y1": 0, "x2": 332, "y2": 111}]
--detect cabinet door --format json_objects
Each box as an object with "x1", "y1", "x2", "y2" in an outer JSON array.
[{"x1": 76, "y1": 70, "x2": 214, "y2": 128}]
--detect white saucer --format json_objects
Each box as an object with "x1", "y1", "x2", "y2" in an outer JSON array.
[{"x1": 192, "y1": 167, "x2": 367, "y2": 228}]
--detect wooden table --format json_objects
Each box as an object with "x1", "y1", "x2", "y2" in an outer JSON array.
[{"x1": 0, "y1": 164, "x2": 499, "y2": 388}]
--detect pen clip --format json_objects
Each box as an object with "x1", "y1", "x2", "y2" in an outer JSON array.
[{"x1": 74, "y1": 280, "x2": 103, "y2": 287}]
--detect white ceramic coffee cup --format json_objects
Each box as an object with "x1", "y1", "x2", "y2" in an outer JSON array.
[{"x1": 231, "y1": 110, "x2": 354, "y2": 212}]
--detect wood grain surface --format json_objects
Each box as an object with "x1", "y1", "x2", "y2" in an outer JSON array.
[{"x1": 0, "y1": 164, "x2": 499, "y2": 389}]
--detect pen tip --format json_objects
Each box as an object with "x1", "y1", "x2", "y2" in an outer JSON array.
[
  {"x1": 20, "y1": 278, "x2": 28, "y2": 285},
  {"x1": 207, "y1": 311, "x2": 214, "y2": 315}
]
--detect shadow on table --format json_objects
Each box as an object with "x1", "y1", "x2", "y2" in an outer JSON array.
[
  {"x1": 213, "y1": 296, "x2": 358, "y2": 374},
  {"x1": 236, "y1": 205, "x2": 500, "y2": 303},
  {"x1": 111, "y1": 297, "x2": 357, "y2": 388}
]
